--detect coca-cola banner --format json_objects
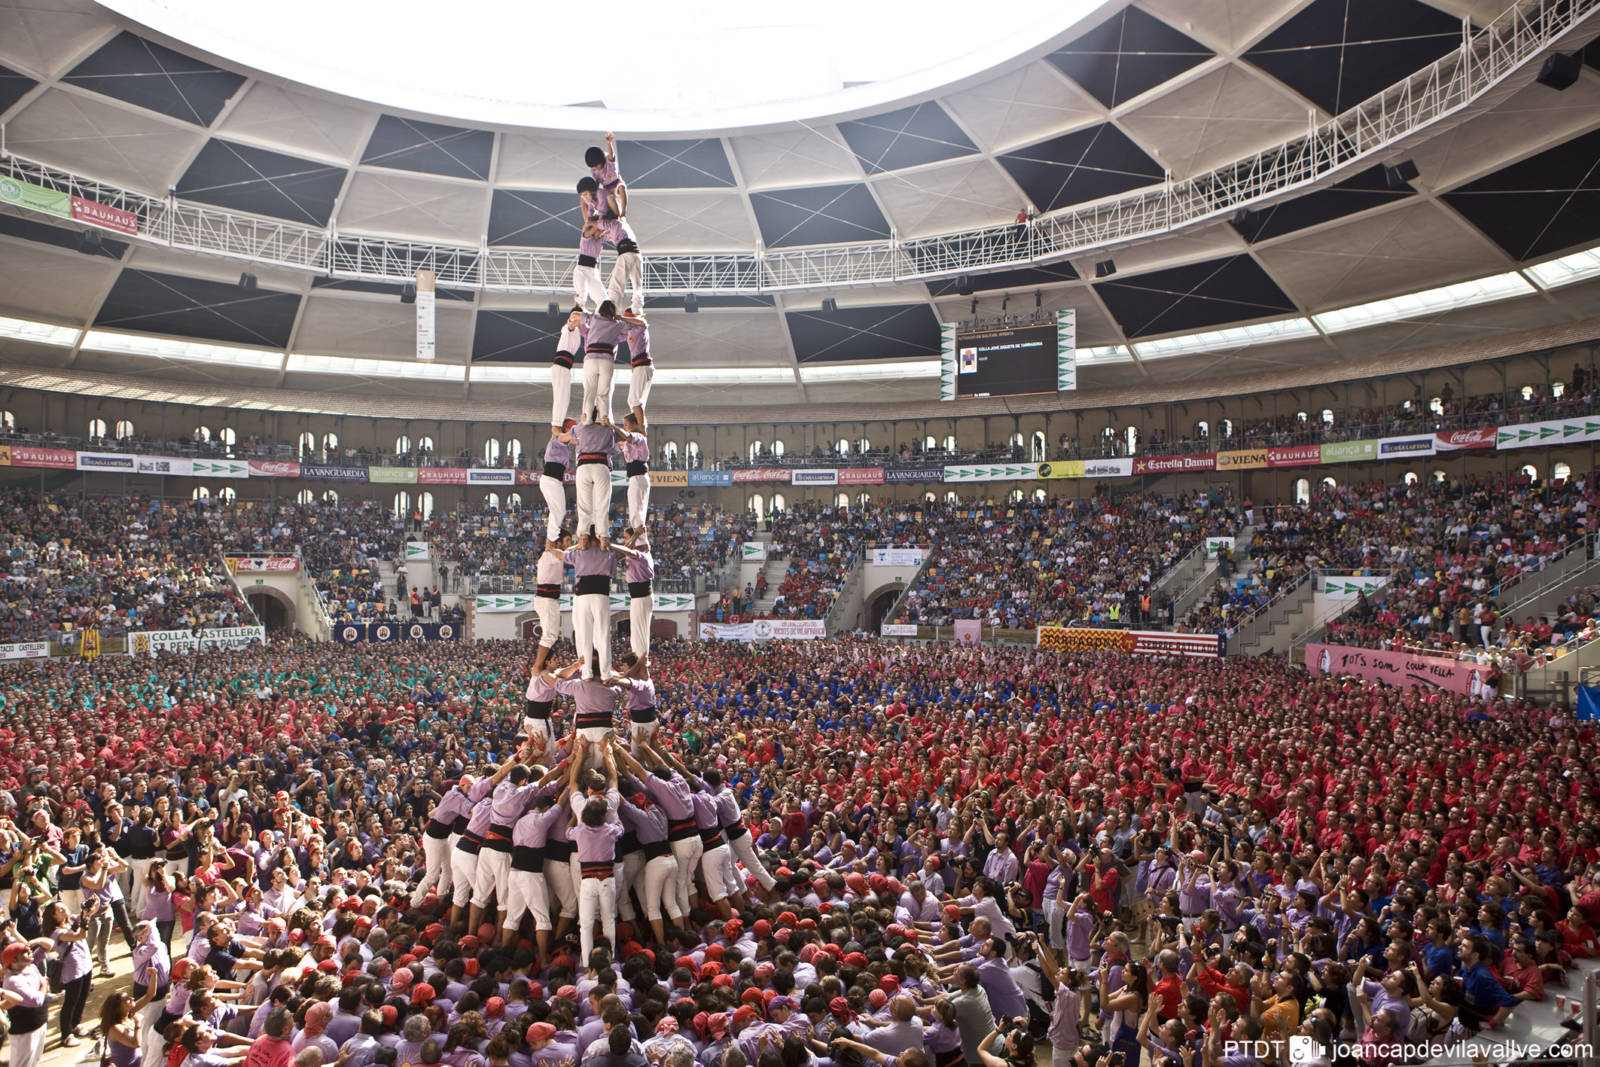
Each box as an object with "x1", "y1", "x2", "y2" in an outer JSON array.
[
  {"x1": 731, "y1": 468, "x2": 792, "y2": 483},
  {"x1": 1132, "y1": 453, "x2": 1215, "y2": 475},
  {"x1": 247, "y1": 460, "x2": 301, "y2": 478},
  {"x1": 1434, "y1": 427, "x2": 1498, "y2": 451}
]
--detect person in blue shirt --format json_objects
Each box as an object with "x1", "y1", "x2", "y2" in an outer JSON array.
[{"x1": 1457, "y1": 935, "x2": 1516, "y2": 1030}]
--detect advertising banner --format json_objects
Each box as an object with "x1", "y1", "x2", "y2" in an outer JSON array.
[
  {"x1": 1036, "y1": 461, "x2": 1083, "y2": 480},
  {"x1": 700, "y1": 619, "x2": 826, "y2": 641},
  {"x1": 885, "y1": 467, "x2": 942, "y2": 484},
  {"x1": 1036, "y1": 626, "x2": 1220, "y2": 658},
  {"x1": 838, "y1": 467, "x2": 884, "y2": 485},
  {"x1": 652, "y1": 470, "x2": 690, "y2": 486},
  {"x1": 953, "y1": 619, "x2": 982, "y2": 645},
  {"x1": 468, "y1": 468, "x2": 515, "y2": 485},
  {"x1": 1377, "y1": 435, "x2": 1436, "y2": 459},
  {"x1": 71, "y1": 195, "x2": 138, "y2": 235},
  {"x1": 1267, "y1": 445, "x2": 1323, "y2": 468},
  {"x1": 880, "y1": 623, "x2": 920, "y2": 637},
  {"x1": 791, "y1": 469, "x2": 838, "y2": 486},
  {"x1": 406, "y1": 542, "x2": 430, "y2": 561},
  {"x1": 9, "y1": 446, "x2": 76, "y2": 469},
  {"x1": 334, "y1": 621, "x2": 460, "y2": 643},
  {"x1": 870, "y1": 548, "x2": 925, "y2": 567},
  {"x1": 1306, "y1": 642, "x2": 1494, "y2": 700},
  {"x1": 732, "y1": 468, "x2": 792, "y2": 483},
  {"x1": 136, "y1": 456, "x2": 193, "y2": 477},
  {"x1": 1132, "y1": 453, "x2": 1215, "y2": 475},
  {"x1": 1495, "y1": 417, "x2": 1600, "y2": 450},
  {"x1": 688, "y1": 470, "x2": 733, "y2": 487},
  {"x1": 1081, "y1": 457, "x2": 1133, "y2": 479},
  {"x1": 1319, "y1": 574, "x2": 1388, "y2": 598},
  {"x1": 0, "y1": 641, "x2": 50, "y2": 661},
  {"x1": 1204, "y1": 536, "x2": 1236, "y2": 559},
  {"x1": 742, "y1": 542, "x2": 767, "y2": 562},
  {"x1": 246, "y1": 460, "x2": 300, "y2": 478},
  {"x1": 129, "y1": 626, "x2": 265, "y2": 656},
  {"x1": 943, "y1": 463, "x2": 1041, "y2": 483},
  {"x1": 419, "y1": 467, "x2": 468, "y2": 484},
  {"x1": 1434, "y1": 427, "x2": 1497, "y2": 451},
  {"x1": 302, "y1": 463, "x2": 368, "y2": 482},
  {"x1": 76, "y1": 451, "x2": 136, "y2": 472},
  {"x1": 191, "y1": 458, "x2": 250, "y2": 478},
  {"x1": 0, "y1": 175, "x2": 70, "y2": 219},
  {"x1": 1320, "y1": 440, "x2": 1377, "y2": 464},
  {"x1": 368, "y1": 466, "x2": 417, "y2": 484},
  {"x1": 225, "y1": 557, "x2": 299, "y2": 573},
  {"x1": 1216, "y1": 450, "x2": 1268, "y2": 470}
]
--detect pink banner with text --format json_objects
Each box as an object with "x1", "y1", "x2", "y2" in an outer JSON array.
[{"x1": 1305, "y1": 642, "x2": 1494, "y2": 700}]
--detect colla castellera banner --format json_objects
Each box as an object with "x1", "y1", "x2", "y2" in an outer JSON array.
[
  {"x1": 869, "y1": 548, "x2": 925, "y2": 567},
  {"x1": 0, "y1": 641, "x2": 50, "y2": 661},
  {"x1": 129, "y1": 626, "x2": 265, "y2": 656}
]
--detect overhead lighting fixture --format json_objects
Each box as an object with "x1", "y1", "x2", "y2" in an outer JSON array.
[
  {"x1": 1077, "y1": 345, "x2": 1131, "y2": 362},
  {"x1": 1094, "y1": 259, "x2": 1116, "y2": 278},
  {"x1": 684, "y1": 292, "x2": 698, "y2": 313},
  {"x1": 400, "y1": 283, "x2": 417, "y2": 304},
  {"x1": 1536, "y1": 52, "x2": 1581, "y2": 90},
  {"x1": 470, "y1": 364, "x2": 549, "y2": 384},
  {"x1": 969, "y1": 297, "x2": 978, "y2": 315},
  {"x1": 1384, "y1": 160, "x2": 1420, "y2": 188},
  {"x1": 76, "y1": 230, "x2": 103, "y2": 256},
  {"x1": 0, "y1": 316, "x2": 79, "y2": 347},
  {"x1": 1001, "y1": 293, "x2": 1009, "y2": 311},
  {"x1": 956, "y1": 275, "x2": 973, "y2": 295}
]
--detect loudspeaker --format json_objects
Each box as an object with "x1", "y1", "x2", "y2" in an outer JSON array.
[
  {"x1": 821, "y1": 298, "x2": 837, "y2": 315},
  {"x1": 956, "y1": 274, "x2": 973, "y2": 295},
  {"x1": 238, "y1": 273, "x2": 258, "y2": 291},
  {"x1": 1537, "y1": 52, "x2": 1582, "y2": 91},
  {"x1": 684, "y1": 292, "x2": 699, "y2": 314},
  {"x1": 76, "y1": 230, "x2": 102, "y2": 256},
  {"x1": 1384, "y1": 160, "x2": 1420, "y2": 188},
  {"x1": 1095, "y1": 259, "x2": 1116, "y2": 278},
  {"x1": 400, "y1": 283, "x2": 417, "y2": 304}
]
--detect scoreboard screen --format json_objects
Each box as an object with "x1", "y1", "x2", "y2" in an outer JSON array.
[{"x1": 941, "y1": 310, "x2": 1074, "y2": 400}]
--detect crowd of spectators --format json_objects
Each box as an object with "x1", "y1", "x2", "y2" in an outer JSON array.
[
  {"x1": 0, "y1": 635, "x2": 1596, "y2": 1067},
  {"x1": 764, "y1": 504, "x2": 935, "y2": 620}
]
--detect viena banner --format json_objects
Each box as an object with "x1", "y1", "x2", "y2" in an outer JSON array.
[
  {"x1": 700, "y1": 619, "x2": 826, "y2": 641},
  {"x1": 129, "y1": 626, "x2": 265, "y2": 656}
]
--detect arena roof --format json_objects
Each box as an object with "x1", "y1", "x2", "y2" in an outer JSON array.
[{"x1": 0, "y1": 0, "x2": 1597, "y2": 413}]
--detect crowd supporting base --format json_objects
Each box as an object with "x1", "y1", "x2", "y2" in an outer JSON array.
[{"x1": 0, "y1": 637, "x2": 1596, "y2": 1067}]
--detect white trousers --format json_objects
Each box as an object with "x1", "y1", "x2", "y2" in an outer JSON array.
[
  {"x1": 550, "y1": 363, "x2": 573, "y2": 429},
  {"x1": 640, "y1": 853, "x2": 681, "y2": 920},
  {"x1": 627, "y1": 364, "x2": 654, "y2": 413},
  {"x1": 581, "y1": 358, "x2": 616, "y2": 425},
  {"x1": 472, "y1": 847, "x2": 510, "y2": 908},
  {"x1": 577, "y1": 875, "x2": 617, "y2": 963},
  {"x1": 450, "y1": 847, "x2": 479, "y2": 907},
  {"x1": 608, "y1": 252, "x2": 643, "y2": 315},
  {"x1": 9, "y1": 1024, "x2": 45, "y2": 1067},
  {"x1": 700, "y1": 842, "x2": 738, "y2": 901},
  {"x1": 728, "y1": 831, "x2": 776, "y2": 892},
  {"x1": 668, "y1": 837, "x2": 703, "y2": 918},
  {"x1": 411, "y1": 834, "x2": 453, "y2": 906},
  {"x1": 503, "y1": 869, "x2": 550, "y2": 930},
  {"x1": 540, "y1": 475, "x2": 567, "y2": 541},
  {"x1": 618, "y1": 851, "x2": 644, "y2": 921},
  {"x1": 572, "y1": 593, "x2": 612, "y2": 679},
  {"x1": 574, "y1": 464, "x2": 612, "y2": 540},
  {"x1": 627, "y1": 474, "x2": 650, "y2": 530},
  {"x1": 544, "y1": 857, "x2": 577, "y2": 919},
  {"x1": 629, "y1": 593, "x2": 651, "y2": 660},
  {"x1": 535, "y1": 595, "x2": 560, "y2": 648},
  {"x1": 628, "y1": 718, "x2": 658, "y2": 753},
  {"x1": 574, "y1": 264, "x2": 607, "y2": 312},
  {"x1": 128, "y1": 856, "x2": 157, "y2": 918}
]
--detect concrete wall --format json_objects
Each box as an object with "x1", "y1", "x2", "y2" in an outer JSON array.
[{"x1": 227, "y1": 567, "x2": 328, "y2": 640}]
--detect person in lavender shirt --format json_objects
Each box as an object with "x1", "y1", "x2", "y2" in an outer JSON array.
[
  {"x1": 609, "y1": 528, "x2": 654, "y2": 664},
  {"x1": 561, "y1": 532, "x2": 622, "y2": 679},
  {"x1": 47, "y1": 897, "x2": 95, "y2": 1046},
  {"x1": 620, "y1": 321, "x2": 652, "y2": 426},
  {"x1": 579, "y1": 305, "x2": 628, "y2": 429},
  {"x1": 541, "y1": 422, "x2": 577, "y2": 543},
  {"x1": 565, "y1": 735, "x2": 624, "y2": 964}
]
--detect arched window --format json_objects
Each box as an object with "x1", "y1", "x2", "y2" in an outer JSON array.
[
  {"x1": 1294, "y1": 478, "x2": 1310, "y2": 504},
  {"x1": 835, "y1": 492, "x2": 850, "y2": 507},
  {"x1": 1553, "y1": 381, "x2": 1567, "y2": 399},
  {"x1": 923, "y1": 435, "x2": 937, "y2": 451},
  {"x1": 1321, "y1": 409, "x2": 1334, "y2": 425},
  {"x1": 1195, "y1": 420, "x2": 1209, "y2": 439},
  {"x1": 216, "y1": 485, "x2": 236, "y2": 504},
  {"x1": 1403, "y1": 471, "x2": 1418, "y2": 485},
  {"x1": 483, "y1": 439, "x2": 501, "y2": 465},
  {"x1": 749, "y1": 493, "x2": 765, "y2": 520},
  {"x1": 1008, "y1": 488, "x2": 1024, "y2": 504},
  {"x1": 0, "y1": 411, "x2": 13, "y2": 431},
  {"x1": 835, "y1": 438, "x2": 851, "y2": 457},
  {"x1": 771, "y1": 439, "x2": 785, "y2": 457},
  {"x1": 1554, "y1": 461, "x2": 1573, "y2": 482},
  {"x1": 685, "y1": 441, "x2": 701, "y2": 469},
  {"x1": 1032, "y1": 487, "x2": 1047, "y2": 502},
  {"x1": 192, "y1": 486, "x2": 210, "y2": 501},
  {"x1": 1295, "y1": 411, "x2": 1307, "y2": 424},
  {"x1": 297, "y1": 432, "x2": 317, "y2": 459},
  {"x1": 1432, "y1": 470, "x2": 1448, "y2": 485},
  {"x1": 322, "y1": 432, "x2": 339, "y2": 455},
  {"x1": 1520, "y1": 385, "x2": 1535, "y2": 401},
  {"x1": 944, "y1": 491, "x2": 958, "y2": 504},
  {"x1": 924, "y1": 491, "x2": 937, "y2": 504},
  {"x1": 1321, "y1": 476, "x2": 1337, "y2": 489},
  {"x1": 507, "y1": 492, "x2": 522, "y2": 510},
  {"x1": 114, "y1": 420, "x2": 135, "y2": 440},
  {"x1": 395, "y1": 434, "x2": 412, "y2": 456},
  {"x1": 193, "y1": 426, "x2": 211, "y2": 443},
  {"x1": 941, "y1": 434, "x2": 956, "y2": 452},
  {"x1": 661, "y1": 441, "x2": 680, "y2": 466},
  {"x1": 322, "y1": 489, "x2": 339, "y2": 505},
  {"x1": 485, "y1": 492, "x2": 501, "y2": 510},
  {"x1": 296, "y1": 489, "x2": 314, "y2": 505},
  {"x1": 854, "y1": 437, "x2": 871, "y2": 455},
  {"x1": 1428, "y1": 397, "x2": 1443, "y2": 416},
  {"x1": 393, "y1": 491, "x2": 410, "y2": 520},
  {"x1": 1030, "y1": 430, "x2": 1046, "y2": 461},
  {"x1": 417, "y1": 435, "x2": 435, "y2": 456},
  {"x1": 770, "y1": 493, "x2": 786, "y2": 513},
  {"x1": 1124, "y1": 426, "x2": 1139, "y2": 454},
  {"x1": 217, "y1": 427, "x2": 237, "y2": 453},
  {"x1": 88, "y1": 418, "x2": 108, "y2": 439},
  {"x1": 417, "y1": 492, "x2": 434, "y2": 520},
  {"x1": 1520, "y1": 464, "x2": 1538, "y2": 482},
  {"x1": 1220, "y1": 418, "x2": 1234, "y2": 439},
  {"x1": 856, "y1": 492, "x2": 871, "y2": 508},
  {"x1": 1009, "y1": 432, "x2": 1024, "y2": 450},
  {"x1": 748, "y1": 441, "x2": 765, "y2": 463}
]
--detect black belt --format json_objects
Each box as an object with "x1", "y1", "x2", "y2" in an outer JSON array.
[
  {"x1": 626, "y1": 460, "x2": 648, "y2": 477},
  {"x1": 576, "y1": 712, "x2": 613, "y2": 730},
  {"x1": 536, "y1": 584, "x2": 561, "y2": 599},
  {"x1": 451, "y1": 816, "x2": 470, "y2": 834},
  {"x1": 580, "y1": 860, "x2": 615, "y2": 880},
  {"x1": 512, "y1": 845, "x2": 545, "y2": 871},
  {"x1": 630, "y1": 355, "x2": 652, "y2": 368},
  {"x1": 426, "y1": 820, "x2": 451, "y2": 839},
  {"x1": 629, "y1": 706, "x2": 657, "y2": 724},
  {"x1": 726, "y1": 823, "x2": 750, "y2": 840},
  {"x1": 576, "y1": 575, "x2": 610, "y2": 596},
  {"x1": 668, "y1": 818, "x2": 698, "y2": 842},
  {"x1": 643, "y1": 840, "x2": 670, "y2": 860},
  {"x1": 628, "y1": 581, "x2": 652, "y2": 599},
  {"x1": 587, "y1": 344, "x2": 615, "y2": 355},
  {"x1": 553, "y1": 352, "x2": 573, "y2": 370},
  {"x1": 456, "y1": 833, "x2": 483, "y2": 855},
  {"x1": 484, "y1": 824, "x2": 514, "y2": 852},
  {"x1": 700, "y1": 828, "x2": 727, "y2": 849},
  {"x1": 544, "y1": 462, "x2": 567, "y2": 479},
  {"x1": 618, "y1": 832, "x2": 639, "y2": 856},
  {"x1": 7, "y1": 1004, "x2": 47, "y2": 1034},
  {"x1": 578, "y1": 454, "x2": 609, "y2": 466},
  {"x1": 526, "y1": 700, "x2": 552, "y2": 719},
  {"x1": 545, "y1": 841, "x2": 575, "y2": 860},
  {"x1": 578, "y1": 254, "x2": 597, "y2": 268}
]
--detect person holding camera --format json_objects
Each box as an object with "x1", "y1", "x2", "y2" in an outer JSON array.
[
  {"x1": 975, "y1": 1017, "x2": 1035, "y2": 1067},
  {"x1": 42, "y1": 896, "x2": 94, "y2": 1047}
]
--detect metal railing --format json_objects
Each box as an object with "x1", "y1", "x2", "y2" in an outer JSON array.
[{"x1": 0, "y1": 0, "x2": 1591, "y2": 293}]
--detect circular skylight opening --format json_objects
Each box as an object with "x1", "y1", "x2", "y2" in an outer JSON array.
[{"x1": 100, "y1": 0, "x2": 1096, "y2": 132}]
